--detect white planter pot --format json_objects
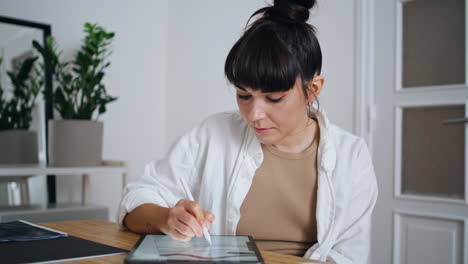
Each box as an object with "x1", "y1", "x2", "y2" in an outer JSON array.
[
  {"x1": 48, "y1": 120, "x2": 103, "y2": 166},
  {"x1": 0, "y1": 130, "x2": 39, "y2": 164}
]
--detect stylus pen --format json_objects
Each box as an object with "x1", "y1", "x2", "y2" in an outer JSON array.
[{"x1": 179, "y1": 178, "x2": 212, "y2": 245}]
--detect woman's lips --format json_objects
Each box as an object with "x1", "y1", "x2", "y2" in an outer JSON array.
[{"x1": 255, "y1": 128, "x2": 272, "y2": 134}]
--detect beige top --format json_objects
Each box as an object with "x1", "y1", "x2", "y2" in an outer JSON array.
[{"x1": 236, "y1": 138, "x2": 319, "y2": 257}]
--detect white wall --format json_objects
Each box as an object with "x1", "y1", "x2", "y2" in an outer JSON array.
[
  {"x1": 165, "y1": 0, "x2": 357, "y2": 145},
  {"x1": 313, "y1": 0, "x2": 356, "y2": 131},
  {"x1": 0, "y1": 0, "x2": 169, "y2": 221},
  {"x1": 165, "y1": 0, "x2": 263, "y2": 146},
  {"x1": 0, "y1": 0, "x2": 357, "y2": 222}
]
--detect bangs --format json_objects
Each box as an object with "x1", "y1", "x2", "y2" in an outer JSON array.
[{"x1": 225, "y1": 24, "x2": 300, "y2": 93}]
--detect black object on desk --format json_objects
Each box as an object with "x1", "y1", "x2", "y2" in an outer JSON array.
[
  {"x1": 1, "y1": 235, "x2": 127, "y2": 264},
  {"x1": 0, "y1": 221, "x2": 126, "y2": 263},
  {"x1": 0, "y1": 220, "x2": 67, "y2": 242}
]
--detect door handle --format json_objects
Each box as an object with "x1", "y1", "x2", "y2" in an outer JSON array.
[{"x1": 441, "y1": 117, "x2": 468, "y2": 125}]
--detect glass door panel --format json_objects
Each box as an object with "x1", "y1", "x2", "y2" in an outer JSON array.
[
  {"x1": 401, "y1": 105, "x2": 465, "y2": 199},
  {"x1": 403, "y1": 0, "x2": 465, "y2": 88}
]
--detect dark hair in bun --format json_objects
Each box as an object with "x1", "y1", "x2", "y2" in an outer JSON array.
[
  {"x1": 225, "y1": 0, "x2": 322, "y2": 98},
  {"x1": 261, "y1": 0, "x2": 316, "y2": 24}
]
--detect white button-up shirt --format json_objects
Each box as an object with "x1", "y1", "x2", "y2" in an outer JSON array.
[{"x1": 118, "y1": 110, "x2": 378, "y2": 264}]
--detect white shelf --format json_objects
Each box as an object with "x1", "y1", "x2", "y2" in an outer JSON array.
[
  {"x1": 0, "y1": 164, "x2": 126, "y2": 176},
  {"x1": 0, "y1": 162, "x2": 127, "y2": 205},
  {"x1": 0, "y1": 203, "x2": 108, "y2": 223}
]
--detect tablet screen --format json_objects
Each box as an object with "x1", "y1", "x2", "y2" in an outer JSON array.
[{"x1": 126, "y1": 235, "x2": 264, "y2": 263}]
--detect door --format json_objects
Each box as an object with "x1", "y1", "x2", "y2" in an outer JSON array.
[{"x1": 372, "y1": 0, "x2": 468, "y2": 263}]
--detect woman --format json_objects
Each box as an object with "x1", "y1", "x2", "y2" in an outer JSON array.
[{"x1": 118, "y1": 0, "x2": 378, "y2": 263}]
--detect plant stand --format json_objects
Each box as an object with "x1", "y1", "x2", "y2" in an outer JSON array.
[{"x1": 0, "y1": 161, "x2": 127, "y2": 222}]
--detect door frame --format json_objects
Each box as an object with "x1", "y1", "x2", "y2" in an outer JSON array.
[{"x1": 355, "y1": 0, "x2": 375, "y2": 151}]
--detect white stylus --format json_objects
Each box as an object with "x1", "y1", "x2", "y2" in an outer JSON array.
[{"x1": 180, "y1": 178, "x2": 212, "y2": 245}]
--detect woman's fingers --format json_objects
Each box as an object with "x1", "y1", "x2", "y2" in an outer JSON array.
[
  {"x1": 177, "y1": 209, "x2": 203, "y2": 237},
  {"x1": 164, "y1": 199, "x2": 216, "y2": 241},
  {"x1": 204, "y1": 211, "x2": 215, "y2": 223},
  {"x1": 172, "y1": 215, "x2": 196, "y2": 237},
  {"x1": 182, "y1": 200, "x2": 205, "y2": 222},
  {"x1": 203, "y1": 211, "x2": 215, "y2": 230},
  {"x1": 166, "y1": 228, "x2": 191, "y2": 241},
  {"x1": 164, "y1": 199, "x2": 211, "y2": 241},
  {"x1": 163, "y1": 214, "x2": 192, "y2": 241},
  {"x1": 179, "y1": 199, "x2": 205, "y2": 236}
]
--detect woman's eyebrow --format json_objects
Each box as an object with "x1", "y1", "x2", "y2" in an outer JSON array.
[{"x1": 236, "y1": 87, "x2": 247, "y2": 91}]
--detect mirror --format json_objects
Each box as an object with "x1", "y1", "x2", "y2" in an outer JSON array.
[{"x1": 0, "y1": 16, "x2": 52, "y2": 206}]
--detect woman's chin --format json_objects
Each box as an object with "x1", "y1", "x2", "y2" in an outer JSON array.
[{"x1": 254, "y1": 134, "x2": 277, "y2": 145}]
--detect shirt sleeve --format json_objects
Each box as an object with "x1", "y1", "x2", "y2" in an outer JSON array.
[
  {"x1": 116, "y1": 132, "x2": 197, "y2": 227},
  {"x1": 327, "y1": 139, "x2": 379, "y2": 264}
]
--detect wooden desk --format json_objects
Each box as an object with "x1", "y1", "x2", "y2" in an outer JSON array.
[{"x1": 39, "y1": 219, "x2": 325, "y2": 264}]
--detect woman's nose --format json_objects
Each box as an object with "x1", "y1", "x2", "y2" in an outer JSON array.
[{"x1": 247, "y1": 101, "x2": 266, "y2": 121}]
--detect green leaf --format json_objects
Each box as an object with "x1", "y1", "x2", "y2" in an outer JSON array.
[{"x1": 30, "y1": 22, "x2": 117, "y2": 121}]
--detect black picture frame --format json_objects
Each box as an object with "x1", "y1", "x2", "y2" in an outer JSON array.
[{"x1": 0, "y1": 15, "x2": 55, "y2": 203}]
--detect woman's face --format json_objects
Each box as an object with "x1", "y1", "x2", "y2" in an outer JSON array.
[{"x1": 236, "y1": 77, "x2": 322, "y2": 147}]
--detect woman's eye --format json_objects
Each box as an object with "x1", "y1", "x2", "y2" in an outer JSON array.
[
  {"x1": 267, "y1": 96, "x2": 284, "y2": 103},
  {"x1": 237, "y1": 94, "x2": 251, "y2": 100}
]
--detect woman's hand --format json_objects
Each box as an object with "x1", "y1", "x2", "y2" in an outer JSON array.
[
  {"x1": 161, "y1": 199, "x2": 215, "y2": 241},
  {"x1": 123, "y1": 202, "x2": 214, "y2": 239}
]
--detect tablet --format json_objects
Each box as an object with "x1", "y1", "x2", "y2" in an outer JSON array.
[{"x1": 125, "y1": 234, "x2": 264, "y2": 264}]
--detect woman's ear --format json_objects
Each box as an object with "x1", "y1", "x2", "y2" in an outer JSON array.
[{"x1": 307, "y1": 75, "x2": 325, "y2": 103}]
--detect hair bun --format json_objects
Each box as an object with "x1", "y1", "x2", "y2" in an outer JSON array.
[{"x1": 265, "y1": 0, "x2": 317, "y2": 23}]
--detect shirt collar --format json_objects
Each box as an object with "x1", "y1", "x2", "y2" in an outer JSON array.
[{"x1": 244, "y1": 109, "x2": 337, "y2": 173}]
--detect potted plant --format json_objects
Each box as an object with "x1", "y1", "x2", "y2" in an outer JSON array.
[
  {"x1": 33, "y1": 23, "x2": 117, "y2": 166},
  {"x1": 0, "y1": 56, "x2": 42, "y2": 164}
]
